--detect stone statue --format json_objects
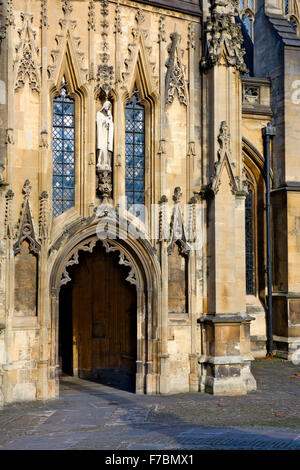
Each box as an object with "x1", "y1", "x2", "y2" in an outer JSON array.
[{"x1": 96, "y1": 101, "x2": 114, "y2": 172}]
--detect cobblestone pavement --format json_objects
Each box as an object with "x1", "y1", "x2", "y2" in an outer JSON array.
[{"x1": 0, "y1": 359, "x2": 299, "y2": 450}]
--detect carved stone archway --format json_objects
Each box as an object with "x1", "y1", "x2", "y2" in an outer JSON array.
[{"x1": 49, "y1": 222, "x2": 162, "y2": 396}]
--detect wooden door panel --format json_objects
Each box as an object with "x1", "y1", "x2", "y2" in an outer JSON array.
[{"x1": 68, "y1": 242, "x2": 137, "y2": 388}]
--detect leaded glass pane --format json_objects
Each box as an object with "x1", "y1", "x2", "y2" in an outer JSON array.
[
  {"x1": 125, "y1": 86, "x2": 145, "y2": 211},
  {"x1": 245, "y1": 189, "x2": 254, "y2": 295},
  {"x1": 52, "y1": 82, "x2": 75, "y2": 217}
]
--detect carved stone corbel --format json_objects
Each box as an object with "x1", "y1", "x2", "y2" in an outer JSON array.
[{"x1": 97, "y1": 170, "x2": 112, "y2": 204}]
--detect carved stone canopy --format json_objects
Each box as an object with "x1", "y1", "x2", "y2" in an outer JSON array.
[
  {"x1": 14, "y1": 180, "x2": 41, "y2": 255},
  {"x1": 201, "y1": 0, "x2": 248, "y2": 73},
  {"x1": 165, "y1": 32, "x2": 188, "y2": 106}
]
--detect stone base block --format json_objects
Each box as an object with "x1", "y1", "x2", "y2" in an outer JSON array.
[
  {"x1": 273, "y1": 335, "x2": 300, "y2": 361},
  {"x1": 241, "y1": 360, "x2": 257, "y2": 391},
  {"x1": 204, "y1": 375, "x2": 247, "y2": 396}
]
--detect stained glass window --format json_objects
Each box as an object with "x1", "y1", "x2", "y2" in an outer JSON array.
[
  {"x1": 242, "y1": 12, "x2": 253, "y2": 40},
  {"x1": 125, "y1": 86, "x2": 145, "y2": 209},
  {"x1": 52, "y1": 80, "x2": 75, "y2": 217},
  {"x1": 248, "y1": 0, "x2": 253, "y2": 9},
  {"x1": 245, "y1": 189, "x2": 254, "y2": 295},
  {"x1": 240, "y1": 0, "x2": 244, "y2": 10}
]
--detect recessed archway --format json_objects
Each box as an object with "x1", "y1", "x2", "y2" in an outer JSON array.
[
  {"x1": 49, "y1": 222, "x2": 162, "y2": 396},
  {"x1": 59, "y1": 241, "x2": 138, "y2": 392}
]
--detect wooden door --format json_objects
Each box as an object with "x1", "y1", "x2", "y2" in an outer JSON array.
[{"x1": 60, "y1": 242, "x2": 137, "y2": 391}]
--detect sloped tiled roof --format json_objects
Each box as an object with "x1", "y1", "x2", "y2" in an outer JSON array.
[{"x1": 267, "y1": 14, "x2": 300, "y2": 46}]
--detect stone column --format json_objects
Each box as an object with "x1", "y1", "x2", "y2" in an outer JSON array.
[{"x1": 199, "y1": 0, "x2": 256, "y2": 395}]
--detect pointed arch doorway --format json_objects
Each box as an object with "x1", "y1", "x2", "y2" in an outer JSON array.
[{"x1": 58, "y1": 241, "x2": 137, "y2": 392}]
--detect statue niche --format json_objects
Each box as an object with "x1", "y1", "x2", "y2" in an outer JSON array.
[{"x1": 96, "y1": 100, "x2": 114, "y2": 203}]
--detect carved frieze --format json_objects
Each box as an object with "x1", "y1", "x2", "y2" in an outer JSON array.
[{"x1": 165, "y1": 32, "x2": 188, "y2": 106}]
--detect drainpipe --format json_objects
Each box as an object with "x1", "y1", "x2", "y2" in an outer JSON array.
[{"x1": 262, "y1": 123, "x2": 276, "y2": 357}]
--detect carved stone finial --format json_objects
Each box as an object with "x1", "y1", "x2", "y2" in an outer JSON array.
[
  {"x1": 135, "y1": 9, "x2": 145, "y2": 25},
  {"x1": 173, "y1": 187, "x2": 182, "y2": 204},
  {"x1": 159, "y1": 15, "x2": 166, "y2": 43},
  {"x1": 201, "y1": 0, "x2": 247, "y2": 73},
  {"x1": 62, "y1": 0, "x2": 73, "y2": 15},
  {"x1": 22, "y1": 179, "x2": 32, "y2": 198},
  {"x1": 165, "y1": 32, "x2": 188, "y2": 106},
  {"x1": 88, "y1": 0, "x2": 95, "y2": 31},
  {"x1": 41, "y1": 0, "x2": 48, "y2": 28},
  {"x1": 114, "y1": 2, "x2": 121, "y2": 34},
  {"x1": 14, "y1": 13, "x2": 40, "y2": 93},
  {"x1": 160, "y1": 195, "x2": 168, "y2": 204}
]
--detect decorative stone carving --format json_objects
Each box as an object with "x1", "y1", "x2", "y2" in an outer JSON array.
[
  {"x1": 159, "y1": 15, "x2": 166, "y2": 43},
  {"x1": 88, "y1": 0, "x2": 95, "y2": 31},
  {"x1": 114, "y1": 2, "x2": 121, "y2": 34},
  {"x1": 159, "y1": 195, "x2": 169, "y2": 241},
  {"x1": 40, "y1": 0, "x2": 48, "y2": 28},
  {"x1": 201, "y1": 0, "x2": 247, "y2": 73},
  {"x1": 62, "y1": 0, "x2": 73, "y2": 16},
  {"x1": 95, "y1": 0, "x2": 114, "y2": 96},
  {"x1": 4, "y1": 189, "x2": 14, "y2": 240},
  {"x1": 6, "y1": 0, "x2": 15, "y2": 27},
  {"x1": 207, "y1": 121, "x2": 240, "y2": 196},
  {"x1": 14, "y1": 180, "x2": 41, "y2": 255},
  {"x1": 14, "y1": 13, "x2": 40, "y2": 93},
  {"x1": 165, "y1": 32, "x2": 188, "y2": 106},
  {"x1": 135, "y1": 9, "x2": 145, "y2": 25},
  {"x1": 97, "y1": 170, "x2": 112, "y2": 204},
  {"x1": 102, "y1": 240, "x2": 137, "y2": 286},
  {"x1": 59, "y1": 237, "x2": 138, "y2": 287},
  {"x1": 5, "y1": 128, "x2": 14, "y2": 145},
  {"x1": 188, "y1": 22, "x2": 195, "y2": 49},
  {"x1": 39, "y1": 130, "x2": 48, "y2": 149},
  {"x1": 39, "y1": 191, "x2": 49, "y2": 242},
  {"x1": 47, "y1": 11, "x2": 88, "y2": 83},
  {"x1": 122, "y1": 26, "x2": 158, "y2": 91},
  {"x1": 60, "y1": 239, "x2": 97, "y2": 286}
]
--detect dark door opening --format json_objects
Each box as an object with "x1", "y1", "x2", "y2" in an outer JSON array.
[{"x1": 58, "y1": 242, "x2": 137, "y2": 392}]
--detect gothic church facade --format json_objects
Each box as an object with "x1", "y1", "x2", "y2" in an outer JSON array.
[{"x1": 0, "y1": 0, "x2": 299, "y2": 406}]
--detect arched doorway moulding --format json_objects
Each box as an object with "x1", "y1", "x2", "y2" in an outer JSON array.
[{"x1": 49, "y1": 221, "x2": 162, "y2": 395}]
